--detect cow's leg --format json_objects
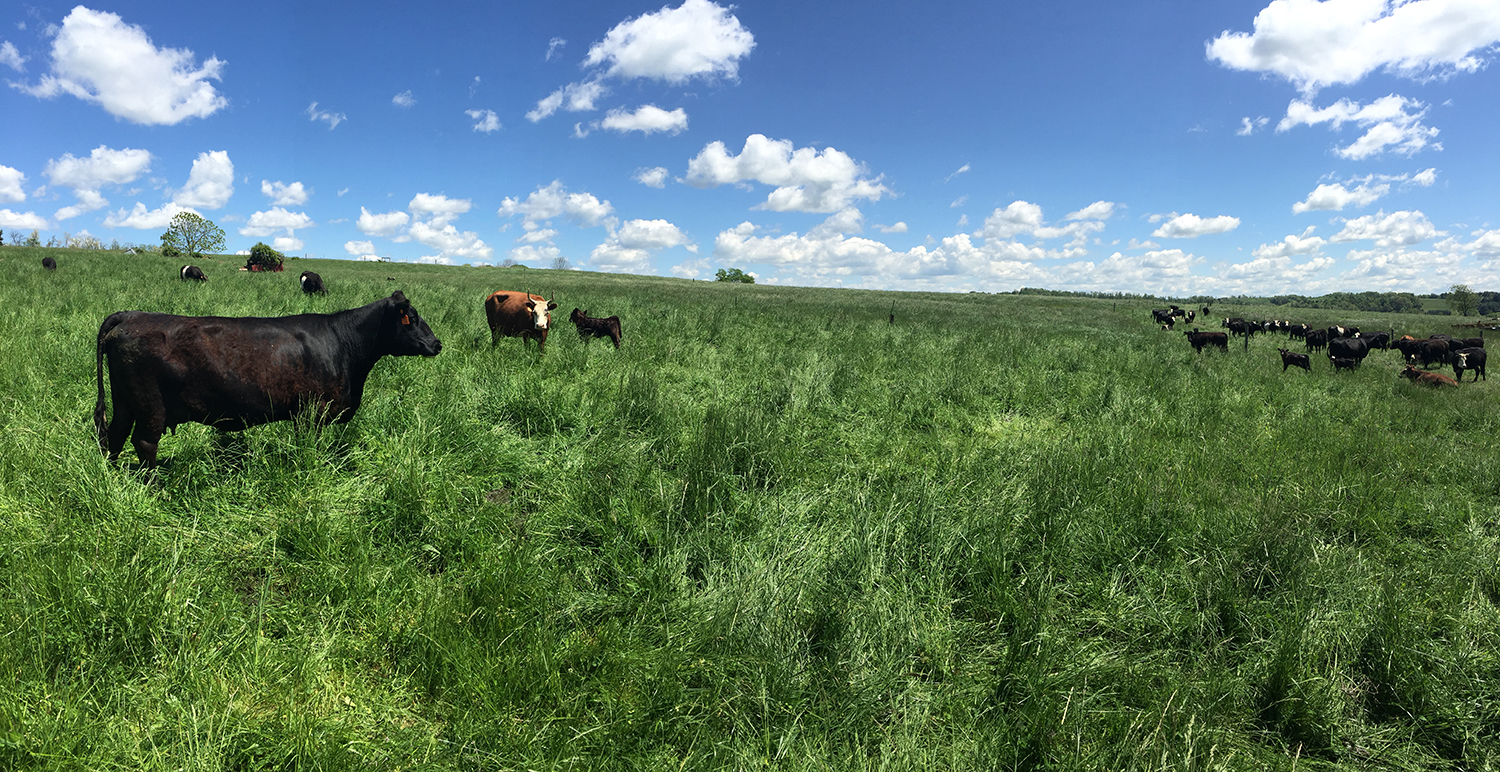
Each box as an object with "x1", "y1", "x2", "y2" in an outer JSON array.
[
  {"x1": 131, "y1": 406, "x2": 166, "y2": 468},
  {"x1": 105, "y1": 404, "x2": 134, "y2": 460}
]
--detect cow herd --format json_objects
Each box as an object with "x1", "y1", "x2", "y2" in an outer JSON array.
[
  {"x1": 1164, "y1": 309, "x2": 1488, "y2": 388},
  {"x1": 88, "y1": 261, "x2": 626, "y2": 467}
]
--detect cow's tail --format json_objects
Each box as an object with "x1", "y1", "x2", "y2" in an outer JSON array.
[{"x1": 94, "y1": 313, "x2": 124, "y2": 451}]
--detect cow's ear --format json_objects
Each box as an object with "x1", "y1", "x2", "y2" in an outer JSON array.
[
  {"x1": 391, "y1": 291, "x2": 410, "y2": 309},
  {"x1": 548, "y1": 302, "x2": 558, "y2": 311}
]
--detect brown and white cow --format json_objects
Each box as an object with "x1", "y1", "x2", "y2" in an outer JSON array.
[
  {"x1": 1400, "y1": 365, "x2": 1459, "y2": 387},
  {"x1": 485, "y1": 291, "x2": 558, "y2": 352}
]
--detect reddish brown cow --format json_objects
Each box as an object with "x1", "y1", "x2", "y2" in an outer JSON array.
[
  {"x1": 485, "y1": 291, "x2": 557, "y2": 352},
  {"x1": 1400, "y1": 365, "x2": 1459, "y2": 387}
]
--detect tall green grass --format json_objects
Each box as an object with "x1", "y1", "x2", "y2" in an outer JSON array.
[{"x1": 2, "y1": 246, "x2": 1498, "y2": 769}]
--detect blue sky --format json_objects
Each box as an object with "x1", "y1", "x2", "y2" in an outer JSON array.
[{"x1": 3, "y1": 0, "x2": 1499, "y2": 296}]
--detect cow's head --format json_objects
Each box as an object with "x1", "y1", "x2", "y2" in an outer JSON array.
[
  {"x1": 1400, "y1": 365, "x2": 1421, "y2": 380},
  {"x1": 385, "y1": 291, "x2": 442, "y2": 357},
  {"x1": 525, "y1": 295, "x2": 558, "y2": 330}
]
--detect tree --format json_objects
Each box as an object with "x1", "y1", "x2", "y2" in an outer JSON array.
[
  {"x1": 24, "y1": 230, "x2": 41, "y2": 247},
  {"x1": 715, "y1": 267, "x2": 755, "y2": 284},
  {"x1": 246, "y1": 242, "x2": 285, "y2": 271},
  {"x1": 161, "y1": 212, "x2": 226, "y2": 258},
  {"x1": 550, "y1": 255, "x2": 572, "y2": 271},
  {"x1": 1449, "y1": 283, "x2": 1478, "y2": 317}
]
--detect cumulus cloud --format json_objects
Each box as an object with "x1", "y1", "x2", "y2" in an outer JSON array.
[
  {"x1": 1278, "y1": 94, "x2": 1440, "y2": 159},
  {"x1": 172, "y1": 150, "x2": 233, "y2": 209},
  {"x1": 583, "y1": 0, "x2": 754, "y2": 84},
  {"x1": 45, "y1": 145, "x2": 153, "y2": 220},
  {"x1": 357, "y1": 207, "x2": 410, "y2": 238},
  {"x1": 685, "y1": 134, "x2": 890, "y2": 213},
  {"x1": 1217, "y1": 254, "x2": 1338, "y2": 294},
  {"x1": 0, "y1": 209, "x2": 49, "y2": 229},
  {"x1": 466, "y1": 108, "x2": 501, "y2": 132},
  {"x1": 1294, "y1": 180, "x2": 1388, "y2": 212},
  {"x1": 307, "y1": 102, "x2": 346, "y2": 130},
  {"x1": 634, "y1": 166, "x2": 669, "y2": 187},
  {"x1": 344, "y1": 240, "x2": 375, "y2": 255},
  {"x1": 240, "y1": 207, "x2": 313, "y2": 238},
  {"x1": 1151, "y1": 212, "x2": 1240, "y2": 238},
  {"x1": 876, "y1": 222, "x2": 908, "y2": 233},
  {"x1": 1330, "y1": 209, "x2": 1438, "y2": 246},
  {"x1": 498, "y1": 180, "x2": 615, "y2": 228},
  {"x1": 12, "y1": 7, "x2": 225, "y2": 124},
  {"x1": 1252, "y1": 226, "x2": 1328, "y2": 258},
  {"x1": 671, "y1": 257, "x2": 711, "y2": 278},
  {"x1": 407, "y1": 218, "x2": 491, "y2": 262},
  {"x1": 392, "y1": 90, "x2": 415, "y2": 108},
  {"x1": 527, "y1": 80, "x2": 608, "y2": 121},
  {"x1": 1207, "y1": 0, "x2": 1500, "y2": 95},
  {"x1": 1340, "y1": 246, "x2": 1465, "y2": 291},
  {"x1": 598, "y1": 104, "x2": 687, "y2": 135},
  {"x1": 272, "y1": 236, "x2": 303, "y2": 252},
  {"x1": 590, "y1": 218, "x2": 692, "y2": 272},
  {"x1": 1237, "y1": 116, "x2": 1269, "y2": 135},
  {"x1": 0, "y1": 165, "x2": 26, "y2": 202},
  {"x1": 1066, "y1": 201, "x2": 1116, "y2": 221},
  {"x1": 102, "y1": 201, "x2": 192, "y2": 229},
  {"x1": 0, "y1": 40, "x2": 25, "y2": 71},
  {"x1": 261, "y1": 179, "x2": 308, "y2": 206}
]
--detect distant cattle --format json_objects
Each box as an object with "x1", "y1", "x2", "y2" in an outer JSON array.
[
  {"x1": 570, "y1": 308, "x2": 622, "y2": 348},
  {"x1": 1184, "y1": 329, "x2": 1228, "y2": 353},
  {"x1": 1288, "y1": 324, "x2": 1308, "y2": 340},
  {"x1": 1152, "y1": 308, "x2": 1175, "y2": 325},
  {"x1": 42, "y1": 257, "x2": 57, "y2": 271},
  {"x1": 180, "y1": 265, "x2": 207, "y2": 282},
  {"x1": 1278, "y1": 348, "x2": 1311, "y2": 372},
  {"x1": 1328, "y1": 337, "x2": 1369, "y2": 365},
  {"x1": 1223, "y1": 318, "x2": 1255, "y2": 338},
  {"x1": 1400, "y1": 365, "x2": 1459, "y2": 387},
  {"x1": 485, "y1": 291, "x2": 557, "y2": 352},
  {"x1": 1409, "y1": 339, "x2": 1449, "y2": 368},
  {"x1": 94, "y1": 291, "x2": 442, "y2": 468},
  {"x1": 1450, "y1": 347, "x2": 1487, "y2": 381},
  {"x1": 1330, "y1": 356, "x2": 1358, "y2": 372},
  {"x1": 1327, "y1": 325, "x2": 1359, "y2": 340},
  {"x1": 1201, "y1": 306, "x2": 1211, "y2": 317},
  {"x1": 300, "y1": 270, "x2": 327, "y2": 295}
]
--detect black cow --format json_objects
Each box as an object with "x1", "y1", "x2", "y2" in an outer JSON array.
[
  {"x1": 1409, "y1": 339, "x2": 1449, "y2": 368},
  {"x1": 1362, "y1": 331, "x2": 1391, "y2": 350},
  {"x1": 94, "y1": 291, "x2": 441, "y2": 468},
  {"x1": 1278, "y1": 348, "x2": 1310, "y2": 372},
  {"x1": 1328, "y1": 337, "x2": 1369, "y2": 365},
  {"x1": 1330, "y1": 356, "x2": 1358, "y2": 372},
  {"x1": 1450, "y1": 348, "x2": 1487, "y2": 381},
  {"x1": 1151, "y1": 308, "x2": 1175, "y2": 325},
  {"x1": 1446, "y1": 337, "x2": 1484, "y2": 353},
  {"x1": 1304, "y1": 328, "x2": 1328, "y2": 352},
  {"x1": 1288, "y1": 324, "x2": 1308, "y2": 340},
  {"x1": 300, "y1": 270, "x2": 327, "y2": 295},
  {"x1": 42, "y1": 257, "x2": 57, "y2": 271},
  {"x1": 570, "y1": 308, "x2": 622, "y2": 348},
  {"x1": 1184, "y1": 329, "x2": 1228, "y2": 353},
  {"x1": 1224, "y1": 318, "x2": 1255, "y2": 338},
  {"x1": 180, "y1": 265, "x2": 207, "y2": 282}
]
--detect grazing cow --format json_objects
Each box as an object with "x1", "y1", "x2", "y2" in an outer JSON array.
[
  {"x1": 1330, "y1": 356, "x2": 1358, "y2": 372},
  {"x1": 1328, "y1": 337, "x2": 1370, "y2": 365},
  {"x1": 485, "y1": 291, "x2": 558, "y2": 352},
  {"x1": 1151, "y1": 308, "x2": 1175, "y2": 325},
  {"x1": 300, "y1": 270, "x2": 327, "y2": 295},
  {"x1": 1278, "y1": 348, "x2": 1311, "y2": 372},
  {"x1": 1304, "y1": 328, "x2": 1329, "y2": 352},
  {"x1": 1161, "y1": 319, "x2": 1176, "y2": 331},
  {"x1": 570, "y1": 308, "x2": 622, "y2": 348},
  {"x1": 42, "y1": 257, "x2": 57, "y2": 271},
  {"x1": 1362, "y1": 331, "x2": 1391, "y2": 350},
  {"x1": 1184, "y1": 329, "x2": 1229, "y2": 353},
  {"x1": 1400, "y1": 365, "x2": 1459, "y2": 388},
  {"x1": 1409, "y1": 339, "x2": 1449, "y2": 368},
  {"x1": 94, "y1": 291, "x2": 441, "y2": 468},
  {"x1": 1450, "y1": 347, "x2": 1487, "y2": 381},
  {"x1": 180, "y1": 265, "x2": 207, "y2": 282}
]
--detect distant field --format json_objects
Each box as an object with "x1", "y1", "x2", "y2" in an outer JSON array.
[{"x1": 3, "y1": 246, "x2": 1499, "y2": 769}]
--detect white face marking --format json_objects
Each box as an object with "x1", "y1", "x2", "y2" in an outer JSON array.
[
  {"x1": 1458, "y1": 353, "x2": 1469, "y2": 367},
  {"x1": 528, "y1": 299, "x2": 549, "y2": 329}
]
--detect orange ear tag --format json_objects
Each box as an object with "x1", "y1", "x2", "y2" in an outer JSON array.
[{"x1": 401, "y1": 313, "x2": 411, "y2": 325}]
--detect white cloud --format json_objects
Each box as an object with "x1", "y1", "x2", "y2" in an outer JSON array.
[
  {"x1": 1206, "y1": 0, "x2": 1500, "y2": 94},
  {"x1": 527, "y1": 80, "x2": 608, "y2": 122},
  {"x1": 507, "y1": 244, "x2": 561, "y2": 265},
  {"x1": 685, "y1": 134, "x2": 890, "y2": 213},
  {"x1": 634, "y1": 166, "x2": 669, "y2": 187},
  {"x1": 356, "y1": 254, "x2": 384, "y2": 262},
  {"x1": 1409, "y1": 167, "x2": 1438, "y2": 186},
  {"x1": 392, "y1": 90, "x2": 415, "y2": 108},
  {"x1": 1446, "y1": 229, "x2": 1500, "y2": 258},
  {"x1": 583, "y1": 0, "x2": 755, "y2": 84},
  {"x1": 950, "y1": 196, "x2": 968, "y2": 208},
  {"x1": 409, "y1": 193, "x2": 472, "y2": 224},
  {"x1": 307, "y1": 102, "x2": 346, "y2": 130},
  {"x1": 546, "y1": 37, "x2": 566, "y2": 61},
  {"x1": 498, "y1": 180, "x2": 615, "y2": 228},
  {"x1": 591, "y1": 219, "x2": 690, "y2": 272},
  {"x1": 13, "y1": 7, "x2": 225, "y2": 124},
  {"x1": 357, "y1": 207, "x2": 409, "y2": 238},
  {"x1": 1151, "y1": 212, "x2": 1240, "y2": 238},
  {"x1": 260, "y1": 179, "x2": 308, "y2": 207},
  {"x1": 466, "y1": 108, "x2": 501, "y2": 132},
  {"x1": 0, "y1": 40, "x2": 25, "y2": 71},
  {"x1": 599, "y1": 104, "x2": 687, "y2": 134},
  {"x1": 518, "y1": 223, "x2": 558, "y2": 244},
  {"x1": 1237, "y1": 116, "x2": 1269, "y2": 135},
  {"x1": 272, "y1": 236, "x2": 303, "y2": 252},
  {"x1": 945, "y1": 163, "x2": 971, "y2": 182},
  {"x1": 344, "y1": 240, "x2": 375, "y2": 255},
  {"x1": 978, "y1": 201, "x2": 1044, "y2": 239},
  {"x1": 0, "y1": 209, "x2": 48, "y2": 229},
  {"x1": 1278, "y1": 95, "x2": 1440, "y2": 159},
  {"x1": 172, "y1": 150, "x2": 233, "y2": 209},
  {"x1": 55, "y1": 189, "x2": 107, "y2": 221},
  {"x1": 671, "y1": 257, "x2": 710, "y2": 278},
  {"x1": 974, "y1": 200, "x2": 1112, "y2": 252},
  {"x1": 876, "y1": 222, "x2": 908, "y2": 234},
  {"x1": 240, "y1": 207, "x2": 314, "y2": 238},
  {"x1": 1293, "y1": 180, "x2": 1388, "y2": 212},
  {"x1": 0, "y1": 165, "x2": 26, "y2": 202},
  {"x1": 1330, "y1": 209, "x2": 1438, "y2": 246},
  {"x1": 1217, "y1": 254, "x2": 1338, "y2": 294},
  {"x1": 1252, "y1": 226, "x2": 1328, "y2": 258},
  {"x1": 1340, "y1": 246, "x2": 1465, "y2": 291},
  {"x1": 408, "y1": 218, "x2": 491, "y2": 262},
  {"x1": 1065, "y1": 201, "x2": 1116, "y2": 221},
  {"x1": 102, "y1": 201, "x2": 192, "y2": 229},
  {"x1": 44, "y1": 145, "x2": 152, "y2": 190}
]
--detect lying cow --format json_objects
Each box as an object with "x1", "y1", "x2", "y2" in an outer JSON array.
[
  {"x1": 570, "y1": 308, "x2": 622, "y2": 348},
  {"x1": 42, "y1": 256, "x2": 57, "y2": 271},
  {"x1": 300, "y1": 270, "x2": 327, "y2": 294},
  {"x1": 1451, "y1": 347, "x2": 1487, "y2": 382},
  {"x1": 1184, "y1": 329, "x2": 1228, "y2": 353},
  {"x1": 1278, "y1": 348, "x2": 1310, "y2": 372},
  {"x1": 485, "y1": 291, "x2": 557, "y2": 352},
  {"x1": 1400, "y1": 365, "x2": 1459, "y2": 387},
  {"x1": 180, "y1": 265, "x2": 207, "y2": 282},
  {"x1": 94, "y1": 291, "x2": 441, "y2": 468}
]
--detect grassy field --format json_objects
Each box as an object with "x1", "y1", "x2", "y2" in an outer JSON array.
[{"x1": 2, "y1": 246, "x2": 1499, "y2": 770}]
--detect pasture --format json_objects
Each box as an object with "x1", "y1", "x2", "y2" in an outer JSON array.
[{"x1": 2, "y1": 246, "x2": 1499, "y2": 769}]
